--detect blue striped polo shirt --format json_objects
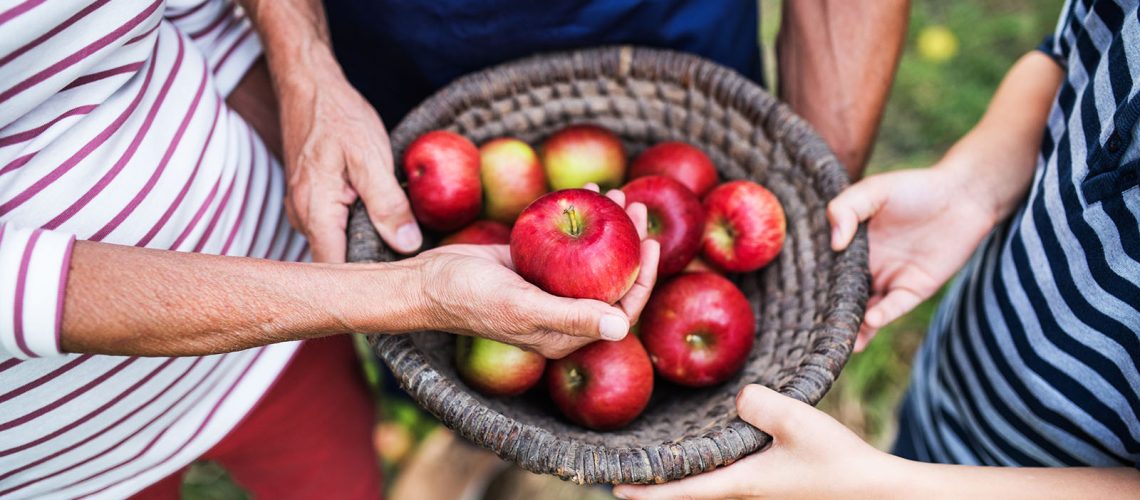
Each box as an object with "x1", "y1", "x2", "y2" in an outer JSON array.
[{"x1": 895, "y1": 0, "x2": 1140, "y2": 467}]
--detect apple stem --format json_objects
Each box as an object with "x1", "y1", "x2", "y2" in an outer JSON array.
[{"x1": 563, "y1": 205, "x2": 582, "y2": 237}]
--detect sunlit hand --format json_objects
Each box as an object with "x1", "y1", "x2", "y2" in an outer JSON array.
[
  {"x1": 276, "y1": 56, "x2": 422, "y2": 262},
  {"x1": 827, "y1": 165, "x2": 998, "y2": 349},
  {"x1": 614, "y1": 384, "x2": 896, "y2": 500},
  {"x1": 410, "y1": 185, "x2": 660, "y2": 358}
]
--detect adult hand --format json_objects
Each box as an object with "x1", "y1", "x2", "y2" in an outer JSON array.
[
  {"x1": 275, "y1": 54, "x2": 422, "y2": 262},
  {"x1": 827, "y1": 164, "x2": 997, "y2": 349},
  {"x1": 409, "y1": 186, "x2": 659, "y2": 358},
  {"x1": 613, "y1": 384, "x2": 896, "y2": 500}
]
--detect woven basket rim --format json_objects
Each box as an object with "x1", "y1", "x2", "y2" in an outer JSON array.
[{"x1": 348, "y1": 45, "x2": 869, "y2": 485}]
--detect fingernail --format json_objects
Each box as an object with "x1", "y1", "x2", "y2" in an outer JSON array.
[
  {"x1": 612, "y1": 487, "x2": 629, "y2": 499},
  {"x1": 395, "y1": 223, "x2": 422, "y2": 252},
  {"x1": 831, "y1": 226, "x2": 841, "y2": 247},
  {"x1": 599, "y1": 315, "x2": 629, "y2": 341}
]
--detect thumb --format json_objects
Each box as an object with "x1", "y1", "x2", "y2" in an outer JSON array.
[
  {"x1": 735, "y1": 384, "x2": 822, "y2": 443},
  {"x1": 531, "y1": 294, "x2": 629, "y2": 341},
  {"x1": 348, "y1": 150, "x2": 423, "y2": 255},
  {"x1": 827, "y1": 177, "x2": 887, "y2": 252}
]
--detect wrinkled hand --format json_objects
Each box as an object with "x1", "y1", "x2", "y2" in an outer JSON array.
[
  {"x1": 277, "y1": 58, "x2": 421, "y2": 262},
  {"x1": 828, "y1": 165, "x2": 997, "y2": 349},
  {"x1": 614, "y1": 384, "x2": 894, "y2": 500},
  {"x1": 410, "y1": 187, "x2": 660, "y2": 358}
]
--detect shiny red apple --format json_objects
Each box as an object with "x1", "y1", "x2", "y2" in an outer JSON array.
[
  {"x1": 480, "y1": 138, "x2": 548, "y2": 224},
  {"x1": 404, "y1": 130, "x2": 482, "y2": 231},
  {"x1": 546, "y1": 335, "x2": 653, "y2": 430},
  {"x1": 640, "y1": 272, "x2": 755, "y2": 387},
  {"x1": 440, "y1": 220, "x2": 512, "y2": 245},
  {"x1": 701, "y1": 180, "x2": 786, "y2": 273},
  {"x1": 456, "y1": 337, "x2": 546, "y2": 397},
  {"x1": 540, "y1": 124, "x2": 627, "y2": 190},
  {"x1": 621, "y1": 175, "x2": 703, "y2": 277},
  {"x1": 510, "y1": 189, "x2": 640, "y2": 304},
  {"x1": 629, "y1": 141, "x2": 718, "y2": 197}
]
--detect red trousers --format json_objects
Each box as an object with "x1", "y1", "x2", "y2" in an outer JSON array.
[{"x1": 132, "y1": 336, "x2": 382, "y2": 499}]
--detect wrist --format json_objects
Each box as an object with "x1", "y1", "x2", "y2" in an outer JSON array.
[
  {"x1": 934, "y1": 140, "x2": 1013, "y2": 228},
  {"x1": 320, "y1": 261, "x2": 428, "y2": 335}
]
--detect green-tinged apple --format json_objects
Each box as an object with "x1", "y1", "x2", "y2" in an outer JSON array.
[
  {"x1": 480, "y1": 138, "x2": 548, "y2": 224},
  {"x1": 540, "y1": 124, "x2": 626, "y2": 190},
  {"x1": 640, "y1": 272, "x2": 755, "y2": 387},
  {"x1": 404, "y1": 130, "x2": 482, "y2": 231},
  {"x1": 629, "y1": 141, "x2": 719, "y2": 197},
  {"x1": 546, "y1": 335, "x2": 653, "y2": 430},
  {"x1": 440, "y1": 220, "x2": 511, "y2": 245},
  {"x1": 701, "y1": 180, "x2": 786, "y2": 272},
  {"x1": 510, "y1": 189, "x2": 640, "y2": 304},
  {"x1": 455, "y1": 337, "x2": 546, "y2": 397},
  {"x1": 621, "y1": 175, "x2": 703, "y2": 277}
]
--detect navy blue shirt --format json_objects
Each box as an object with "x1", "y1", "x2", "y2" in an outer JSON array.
[{"x1": 323, "y1": 0, "x2": 761, "y2": 124}]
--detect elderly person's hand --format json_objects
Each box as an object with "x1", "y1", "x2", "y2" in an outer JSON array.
[
  {"x1": 276, "y1": 59, "x2": 421, "y2": 261},
  {"x1": 405, "y1": 186, "x2": 659, "y2": 357}
]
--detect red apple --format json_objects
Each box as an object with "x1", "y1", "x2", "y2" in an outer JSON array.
[
  {"x1": 510, "y1": 189, "x2": 640, "y2": 304},
  {"x1": 404, "y1": 130, "x2": 482, "y2": 231},
  {"x1": 440, "y1": 220, "x2": 511, "y2": 245},
  {"x1": 621, "y1": 175, "x2": 703, "y2": 277},
  {"x1": 456, "y1": 337, "x2": 546, "y2": 397},
  {"x1": 540, "y1": 124, "x2": 626, "y2": 190},
  {"x1": 546, "y1": 335, "x2": 653, "y2": 430},
  {"x1": 701, "y1": 181, "x2": 786, "y2": 273},
  {"x1": 683, "y1": 256, "x2": 719, "y2": 274},
  {"x1": 629, "y1": 142, "x2": 718, "y2": 197},
  {"x1": 640, "y1": 272, "x2": 755, "y2": 387},
  {"x1": 480, "y1": 138, "x2": 548, "y2": 224}
]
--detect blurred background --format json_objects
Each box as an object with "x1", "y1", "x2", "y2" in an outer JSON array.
[{"x1": 185, "y1": 0, "x2": 1063, "y2": 497}]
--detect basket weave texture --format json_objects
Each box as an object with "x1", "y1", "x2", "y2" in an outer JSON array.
[{"x1": 347, "y1": 46, "x2": 869, "y2": 485}]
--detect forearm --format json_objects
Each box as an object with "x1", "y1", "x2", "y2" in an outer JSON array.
[
  {"x1": 237, "y1": 0, "x2": 341, "y2": 98},
  {"x1": 891, "y1": 457, "x2": 1140, "y2": 499},
  {"x1": 777, "y1": 0, "x2": 908, "y2": 178},
  {"x1": 61, "y1": 241, "x2": 421, "y2": 356},
  {"x1": 938, "y1": 51, "x2": 1063, "y2": 221}
]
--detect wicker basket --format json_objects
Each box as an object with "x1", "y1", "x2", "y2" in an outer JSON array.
[{"x1": 347, "y1": 46, "x2": 869, "y2": 485}]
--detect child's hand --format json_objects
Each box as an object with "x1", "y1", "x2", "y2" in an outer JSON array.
[
  {"x1": 613, "y1": 384, "x2": 898, "y2": 500},
  {"x1": 828, "y1": 165, "x2": 999, "y2": 349}
]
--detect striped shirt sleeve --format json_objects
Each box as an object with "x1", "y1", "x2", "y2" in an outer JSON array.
[
  {"x1": 0, "y1": 223, "x2": 75, "y2": 359},
  {"x1": 163, "y1": 0, "x2": 263, "y2": 96}
]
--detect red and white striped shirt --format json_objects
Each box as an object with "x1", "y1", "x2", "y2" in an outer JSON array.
[{"x1": 0, "y1": 1, "x2": 308, "y2": 497}]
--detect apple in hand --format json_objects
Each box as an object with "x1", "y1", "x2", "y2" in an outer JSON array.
[
  {"x1": 546, "y1": 335, "x2": 653, "y2": 430},
  {"x1": 440, "y1": 220, "x2": 512, "y2": 245},
  {"x1": 456, "y1": 337, "x2": 546, "y2": 397},
  {"x1": 640, "y1": 272, "x2": 755, "y2": 387},
  {"x1": 621, "y1": 176, "x2": 703, "y2": 277},
  {"x1": 404, "y1": 130, "x2": 482, "y2": 231},
  {"x1": 480, "y1": 138, "x2": 548, "y2": 224},
  {"x1": 540, "y1": 124, "x2": 626, "y2": 190},
  {"x1": 510, "y1": 189, "x2": 640, "y2": 304},
  {"x1": 701, "y1": 180, "x2": 786, "y2": 273},
  {"x1": 629, "y1": 141, "x2": 718, "y2": 197}
]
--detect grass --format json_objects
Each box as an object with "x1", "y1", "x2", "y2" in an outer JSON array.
[{"x1": 185, "y1": 0, "x2": 1064, "y2": 496}]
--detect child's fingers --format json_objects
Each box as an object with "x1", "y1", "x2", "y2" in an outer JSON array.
[
  {"x1": 864, "y1": 287, "x2": 923, "y2": 331},
  {"x1": 827, "y1": 180, "x2": 887, "y2": 252}
]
